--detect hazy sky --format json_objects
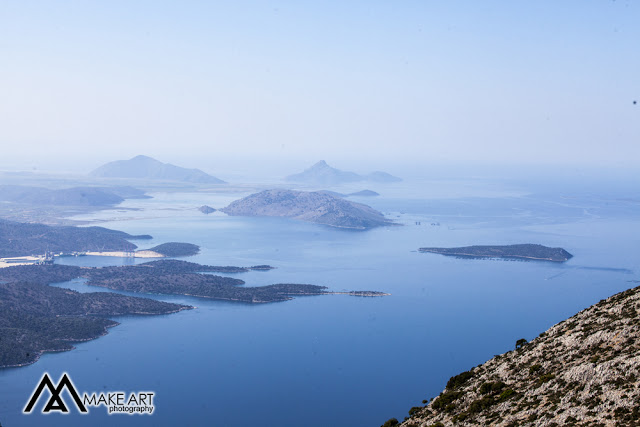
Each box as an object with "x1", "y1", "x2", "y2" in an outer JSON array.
[{"x1": 1, "y1": 1, "x2": 638, "y2": 174}]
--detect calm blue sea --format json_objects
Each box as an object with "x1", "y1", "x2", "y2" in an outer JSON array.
[{"x1": 0, "y1": 178, "x2": 638, "y2": 426}]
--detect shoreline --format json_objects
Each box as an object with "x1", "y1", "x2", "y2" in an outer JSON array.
[
  {"x1": 0, "y1": 250, "x2": 165, "y2": 269},
  {"x1": 0, "y1": 306, "x2": 194, "y2": 369},
  {"x1": 84, "y1": 250, "x2": 165, "y2": 258}
]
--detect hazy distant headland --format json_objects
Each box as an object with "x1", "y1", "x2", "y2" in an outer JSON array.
[
  {"x1": 0, "y1": 184, "x2": 149, "y2": 206},
  {"x1": 0, "y1": 184, "x2": 151, "y2": 224},
  {"x1": 419, "y1": 244, "x2": 573, "y2": 262},
  {"x1": 90, "y1": 155, "x2": 226, "y2": 184},
  {"x1": 347, "y1": 189, "x2": 380, "y2": 197},
  {"x1": 285, "y1": 160, "x2": 401, "y2": 186},
  {"x1": 221, "y1": 189, "x2": 394, "y2": 229}
]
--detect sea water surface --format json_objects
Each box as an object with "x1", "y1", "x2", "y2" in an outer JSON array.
[{"x1": 0, "y1": 178, "x2": 638, "y2": 426}]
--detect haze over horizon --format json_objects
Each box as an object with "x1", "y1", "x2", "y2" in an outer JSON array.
[{"x1": 1, "y1": 1, "x2": 638, "y2": 174}]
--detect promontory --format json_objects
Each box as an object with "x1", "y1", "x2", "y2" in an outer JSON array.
[{"x1": 0, "y1": 274, "x2": 191, "y2": 368}]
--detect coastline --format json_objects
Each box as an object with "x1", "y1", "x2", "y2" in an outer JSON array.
[
  {"x1": 84, "y1": 250, "x2": 165, "y2": 258},
  {"x1": 0, "y1": 306, "x2": 194, "y2": 369},
  {"x1": 0, "y1": 250, "x2": 164, "y2": 269},
  {"x1": 0, "y1": 322, "x2": 118, "y2": 369},
  {"x1": 0, "y1": 260, "x2": 39, "y2": 268}
]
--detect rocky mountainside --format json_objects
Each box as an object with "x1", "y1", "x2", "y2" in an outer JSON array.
[
  {"x1": 221, "y1": 189, "x2": 393, "y2": 229},
  {"x1": 284, "y1": 160, "x2": 401, "y2": 185},
  {"x1": 90, "y1": 155, "x2": 226, "y2": 184},
  {"x1": 392, "y1": 285, "x2": 640, "y2": 427}
]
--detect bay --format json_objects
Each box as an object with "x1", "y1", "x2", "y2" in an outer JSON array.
[{"x1": 0, "y1": 179, "x2": 637, "y2": 426}]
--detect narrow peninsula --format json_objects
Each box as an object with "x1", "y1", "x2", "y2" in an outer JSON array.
[
  {"x1": 0, "y1": 260, "x2": 387, "y2": 304},
  {"x1": 419, "y1": 244, "x2": 573, "y2": 262},
  {"x1": 0, "y1": 259, "x2": 386, "y2": 368}
]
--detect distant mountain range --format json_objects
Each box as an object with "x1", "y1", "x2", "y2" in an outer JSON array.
[
  {"x1": 221, "y1": 189, "x2": 393, "y2": 230},
  {"x1": 90, "y1": 155, "x2": 226, "y2": 184},
  {"x1": 146, "y1": 242, "x2": 200, "y2": 257},
  {"x1": 285, "y1": 160, "x2": 401, "y2": 185}
]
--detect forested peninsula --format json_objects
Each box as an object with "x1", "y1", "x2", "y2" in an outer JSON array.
[{"x1": 0, "y1": 278, "x2": 190, "y2": 368}]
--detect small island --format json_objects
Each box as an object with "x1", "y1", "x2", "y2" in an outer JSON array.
[
  {"x1": 221, "y1": 189, "x2": 393, "y2": 230},
  {"x1": 419, "y1": 244, "x2": 573, "y2": 262},
  {"x1": 319, "y1": 190, "x2": 380, "y2": 198},
  {"x1": 284, "y1": 160, "x2": 401, "y2": 185},
  {"x1": 347, "y1": 190, "x2": 380, "y2": 197},
  {"x1": 198, "y1": 205, "x2": 216, "y2": 214},
  {"x1": 146, "y1": 242, "x2": 201, "y2": 257}
]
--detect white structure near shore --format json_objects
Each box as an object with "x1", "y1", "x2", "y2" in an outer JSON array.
[{"x1": 0, "y1": 250, "x2": 164, "y2": 268}]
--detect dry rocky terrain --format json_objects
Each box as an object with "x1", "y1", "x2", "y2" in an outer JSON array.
[
  {"x1": 221, "y1": 189, "x2": 393, "y2": 229},
  {"x1": 392, "y1": 285, "x2": 640, "y2": 427}
]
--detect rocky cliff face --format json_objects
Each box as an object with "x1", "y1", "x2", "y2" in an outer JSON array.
[
  {"x1": 221, "y1": 189, "x2": 393, "y2": 229},
  {"x1": 395, "y1": 286, "x2": 640, "y2": 427}
]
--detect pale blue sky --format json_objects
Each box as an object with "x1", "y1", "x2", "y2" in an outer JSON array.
[{"x1": 1, "y1": 1, "x2": 638, "y2": 174}]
